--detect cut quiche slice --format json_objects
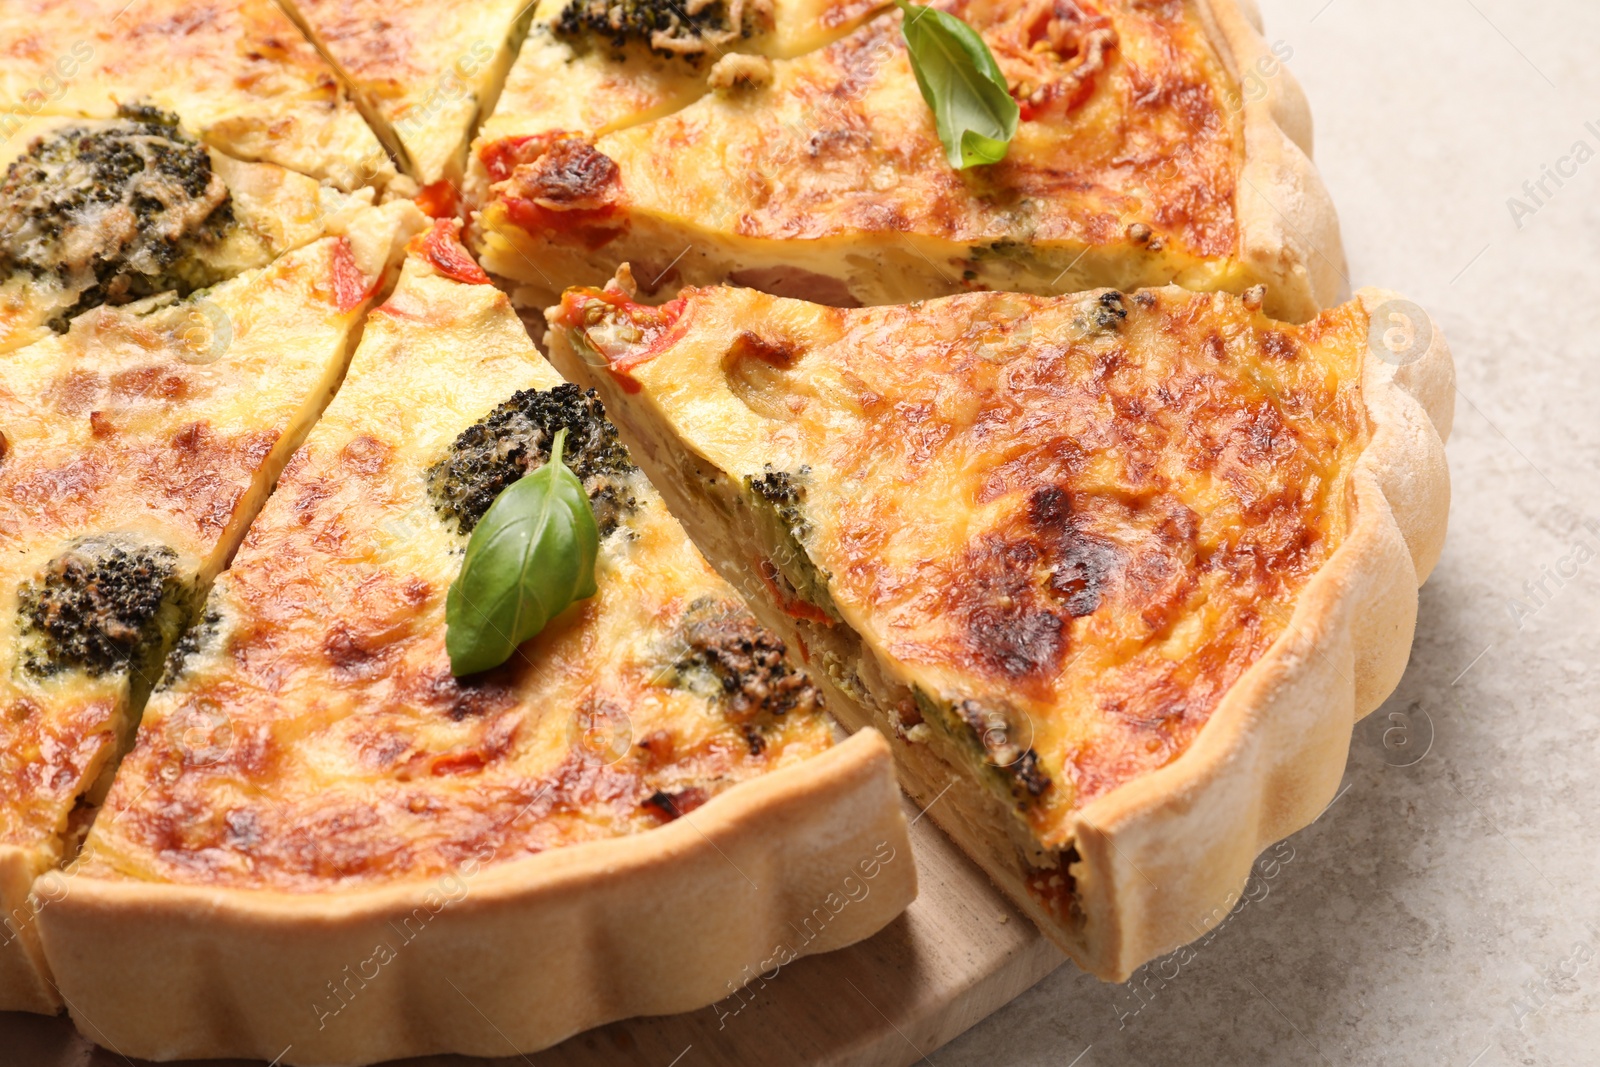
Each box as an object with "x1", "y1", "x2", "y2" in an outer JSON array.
[
  {"x1": 0, "y1": 0, "x2": 392, "y2": 190},
  {"x1": 464, "y1": 0, "x2": 886, "y2": 278},
  {"x1": 38, "y1": 225, "x2": 913, "y2": 1064},
  {"x1": 0, "y1": 111, "x2": 371, "y2": 354},
  {"x1": 472, "y1": 0, "x2": 883, "y2": 156},
  {"x1": 0, "y1": 201, "x2": 420, "y2": 1013},
  {"x1": 474, "y1": 0, "x2": 1345, "y2": 321},
  {"x1": 545, "y1": 279, "x2": 1452, "y2": 979},
  {"x1": 274, "y1": 0, "x2": 535, "y2": 189}
]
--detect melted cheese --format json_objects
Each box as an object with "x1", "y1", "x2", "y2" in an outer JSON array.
[
  {"x1": 0, "y1": 116, "x2": 366, "y2": 354},
  {"x1": 277, "y1": 0, "x2": 534, "y2": 186},
  {"x1": 476, "y1": 0, "x2": 1275, "y2": 315},
  {"x1": 0, "y1": 0, "x2": 391, "y2": 189},
  {"x1": 549, "y1": 283, "x2": 1369, "y2": 848},
  {"x1": 477, "y1": 0, "x2": 881, "y2": 145},
  {"x1": 76, "y1": 233, "x2": 834, "y2": 891},
  {"x1": 0, "y1": 205, "x2": 415, "y2": 859},
  {"x1": 466, "y1": 0, "x2": 883, "y2": 266}
]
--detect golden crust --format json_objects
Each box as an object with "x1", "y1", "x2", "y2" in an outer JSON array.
[
  {"x1": 0, "y1": 0, "x2": 391, "y2": 189},
  {"x1": 549, "y1": 285, "x2": 1368, "y2": 843},
  {"x1": 1200, "y1": 0, "x2": 1349, "y2": 321},
  {"x1": 39, "y1": 728, "x2": 911, "y2": 1064},
  {"x1": 1066, "y1": 285, "x2": 1449, "y2": 977},
  {"x1": 473, "y1": 0, "x2": 1343, "y2": 321},
  {"x1": 34, "y1": 241, "x2": 914, "y2": 1059},
  {"x1": 544, "y1": 279, "x2": 1452, "y2": 980},
  {"x1": 0, "y1": 845, "x2": 56, "y2": 1013}
]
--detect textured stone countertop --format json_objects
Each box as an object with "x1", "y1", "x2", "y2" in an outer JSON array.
[{"x1": 940, "y1": 0, "x2": 1600, "y2": 1063}]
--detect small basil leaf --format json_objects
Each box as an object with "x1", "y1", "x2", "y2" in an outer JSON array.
[
  {"x1": 894, "y1": 0, "x2": 1019, "y2": 169},
  {"x1": 446, "y1": 428, "x2": 600, "y2": 676}
]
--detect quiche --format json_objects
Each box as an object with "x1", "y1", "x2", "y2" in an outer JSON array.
[
  {"x1": 0, "y1": 0, "x2": 393, "y2": 190},
  {"x1": 464, "y1": 0, "x2": 884, "y2": 282},
  {"x1": 472, "y1": 0, "x2": 1344, "y2": 321},
  {"x1": 0, "y1": 201, "x2": 420, "y2": 1013},
  {"x1": 36, "y1": 226, "x2": 913, "y2": 1063},
  {"x1": 274, "y1": 0, "x2": 535, "y2": 190},
  {"x1": 470, "y1": 0, "x2": 882, "y2": 152},
  {"x1": 0, "y1": 110, "x2": 370, "y2": 354},
  {"x1": 544, "y1": 278, "x2": 1453, "y2": 978}
]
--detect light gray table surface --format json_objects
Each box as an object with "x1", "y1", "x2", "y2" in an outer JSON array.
[{"x1": 940, "y1": 0, "x2": 1600, "y2": 1063}]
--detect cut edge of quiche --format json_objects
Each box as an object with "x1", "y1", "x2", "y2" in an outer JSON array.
[
  {"x1": 542, "y1": 278, "x2": 1452, "y2": 981},
  {"x1": 469, "y1": 0, "x2": 1346, "y2": 325},
  {"x1": 0, "y1": 0, "x2": 398, "y2": 193},
  {"x1": 274, "y1": 0, "x2": 539, "y2": 189},
  {"x1": 32, "y1": 230, "x2": 914, "y2": 1062}
]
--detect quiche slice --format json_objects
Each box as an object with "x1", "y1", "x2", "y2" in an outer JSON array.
[
  {"x1": 0, "y1": 202, "x2": 420, "y2": 1013},
  {"x1": 37, "y1": 225, "x2": 913, "y2": 1064},
  {"x1": 273, "y1": 0, "x2": 535, "y2": 189},
  {"x1": 472, "y1": 0, "x2": 883, "y2": 153},
  {"x1": 464, "y1": 0, "x2": 885, "y2": 273},
  {"x1": 473, "y1": 0, "x2": 1344, "y2": 321},
  {"x1": 545, "y1": 279, "x2": 1452, "y2": 979},
  {"x1": 0, "y1": 111, "x2": 371, "y2": 354},
  {"x1": 0, "y1": 0, "x2": 392, "y2": 190}
]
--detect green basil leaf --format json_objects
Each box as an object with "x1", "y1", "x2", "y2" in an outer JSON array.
[
  {"x1": 445, "y1": 428, "x2": 600, "y2": 676},
  {"x1": 895, "y1": 0, "x2": 1019, "y2": 169}
]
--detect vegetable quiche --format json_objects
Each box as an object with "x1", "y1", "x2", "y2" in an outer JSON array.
[
  {"x1": 0, "y1": 0, "x2": 392, "y2": 190},
  {"x1": 464, "y1": 0, "x2": 886, "y2": 290},
  {"x1": 274, "y1": 0, "x2": 536, "y2": 189},
  {"x1": 472, "y1": 0, "x2": 1344, "y2": 320},
  {"x1": 0, "y1": 200, "x2": 419, "y2": 1012},
  {"x1": 468, "y1": 0, "x2": 883, "y2": 170},
  {"x1": 545, "y1": 279, "x2": 1452, "y2": 979},
  {"x1": 0, "y1": 0, "x2": 1453, "y2": 1058},
  {"x1": 36, "y1": 227, "x2": 913, "y2": 1063},
  {"x1": 0, "y1": 110, "x2": 369, "y2": 354}
]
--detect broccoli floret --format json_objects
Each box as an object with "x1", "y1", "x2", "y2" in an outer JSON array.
[
  {"x1": 0, "y1": 105, "x2": 234, "y2": 330},
  {"x1": 744, "y1": 464, "x2": 837, "y2": 619},
  {"x1": 951, "y1": 699, "x2": 1052, "y2": 799},
  {"x1": 157, "y1": 603, "x2": 222, "y2": 688},
  {"x1": 426, "y1": 383, "x2": 640, "y2": 537},
  {"x1": 554, "y1": 0, "x2": 758, "y2": 57},
  {"x1": 1091, "y1": 291, "x2": 1127, "y2": 331},
  {"x1": 16, "y1": 537, "x2": 185, "y2": 679},
  {"x1": 663, "y1": 599, "x2": 821, "y2": 754},
  {"x1": 676, "y1": 600, "x2": 820, "y2": 718},
  {"x1": 748, "y1": 466, "x2": 810, "y2": 538}
]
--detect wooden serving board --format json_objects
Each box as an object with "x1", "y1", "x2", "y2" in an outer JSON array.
[{"x1": 0, "y1": 801, "x2": 1064, "y2": 1067}]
